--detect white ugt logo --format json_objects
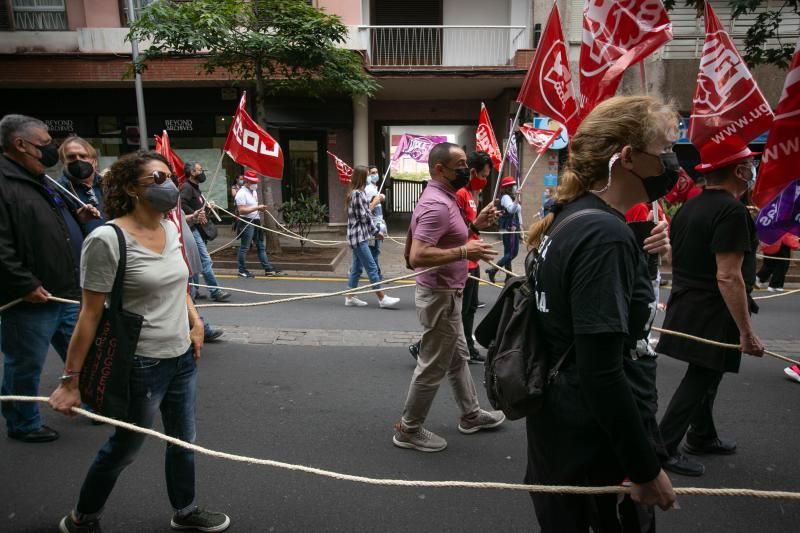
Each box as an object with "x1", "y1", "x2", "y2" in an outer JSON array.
[{"x1": 697, "y1": 35, "x2": 752, "y2": 112}]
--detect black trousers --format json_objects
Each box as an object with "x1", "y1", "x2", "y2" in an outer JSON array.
[
  {"x1": 658, "y1": 363, "x2": 724, "y2": 455},
  {"x1": 757, "y1": 244, "x2": 791, "y2": 289},
  {"x1": 462, "y1": 267, "x2": 480, "y2": 350}
]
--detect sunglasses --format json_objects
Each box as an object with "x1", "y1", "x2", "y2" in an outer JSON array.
[{"x1": 139, "y1": 170, "x2": 173, "y2": 185}]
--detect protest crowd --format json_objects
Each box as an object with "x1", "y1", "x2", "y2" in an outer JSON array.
[{"x1": 2, "y1": 1, "x2": 800, "y2": 532}]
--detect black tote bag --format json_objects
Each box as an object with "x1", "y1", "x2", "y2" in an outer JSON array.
[{"x1": 79, "y1": 224, "x2": 144, "y2": 420}]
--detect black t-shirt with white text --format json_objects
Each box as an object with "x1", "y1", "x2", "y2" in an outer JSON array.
[
  {"x1": 670, "y1": 188, "x2": 757, "y2": 291},
  {"x1": 534, "y1": 193, "x2": 655, "y2": 363}
]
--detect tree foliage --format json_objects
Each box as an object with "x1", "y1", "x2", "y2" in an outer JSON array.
[
  {"x1": 278, "y1": 194, "x2": 329, "y2": 254},
  {"x1": 127, "y1": 0, "x2": 379, "y2": 99},
  {"x1": 663, "y1": 0, "x2": 800, "y2": 68}
]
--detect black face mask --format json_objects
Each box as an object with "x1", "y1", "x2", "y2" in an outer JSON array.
[
  {"x1": 637, "y1": 152, "x2": 680, "y2": 203},
  {"x1": 196, "y1": 172, "x2": 207, "y2": 184},
  {"x1": 24, "y1": 140, "x2": 60, "y2": 168},
  {"x1": 448, "y1": 167, "x2": 471, "y2": 191},
  {"x1": 66, "y1": 160, "x2": 94, "y2": 181}
]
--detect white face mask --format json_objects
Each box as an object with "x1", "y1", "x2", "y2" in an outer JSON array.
[
  {"x1": 368, "y1": 174, "x2": 379, "y2": 184},
  {"x1": 249, "y1": 183, "x2": 258, "y2": 191}
]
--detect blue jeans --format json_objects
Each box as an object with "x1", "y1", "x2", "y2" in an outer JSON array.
[
  {"x1": 497, "y1": 232, "x2": 520, "y2": 271},
  {"x1": 368, "y1": 238, "x2": 382, "y2": 279},
  {"x1": 191, "y1": 228, "x2": 221, "y2": 296},
  {"x1": 237, "y1": 220, "x2": 273, "y2": 272},
  {"x1": 1, "y1": 301, "x2": 78, "y2": 434},
  {"x1": 348, "y1": 240, "x2": 382, "y2": 290},
  {"x1": 75, "y1": 348, "x2": 198, "y2": 515}
]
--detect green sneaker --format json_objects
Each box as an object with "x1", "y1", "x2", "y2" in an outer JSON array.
[{"x1": 170, "y1": 507, "x2": 231, "y2": 532}]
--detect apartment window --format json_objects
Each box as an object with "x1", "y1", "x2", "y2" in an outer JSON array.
[
  {"x1": 121, "y1": 0, "x2": 157, "y2": 24},
  {"x1": 12, "y1": 0, "x2": 66, "y2": 30}
]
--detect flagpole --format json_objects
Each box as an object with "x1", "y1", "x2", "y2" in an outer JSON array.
[
  {"x1": 45, "y1": 174, "x2": 88, "y2": 208},
  {"x1": 517, "y1": 152, "x2": 544, "y2": 193},
  {"x1": 203, "y1": 150, "x2": 226, "y2": 222},
  {"x1": 492, "y1": 104, "x2": 523, "y2": 199},
  {"x1": 377, "y1": 164, "x2": 391, "y2": 195}
]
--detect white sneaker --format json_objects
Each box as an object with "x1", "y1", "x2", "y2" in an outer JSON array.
[
  {"x1": 345, "y1": 296, "x2": 368, "y2": 307},
  {"x1": 767, "y1": 287, "x2": 785, "y2": 293},
  {"x1": 755, "y1": 280, "x2": 768, "y2": 289},
  {"x1": 784, "y1": 365, "x2": 800, "y2": 383},
  {"x1": 379, "y1": 295, "x2": 400, "y2": 309}
]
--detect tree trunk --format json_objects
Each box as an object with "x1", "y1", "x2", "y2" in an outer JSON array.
[{"x1": 254, "y1": 67, "x2": 282, "y2": 254}]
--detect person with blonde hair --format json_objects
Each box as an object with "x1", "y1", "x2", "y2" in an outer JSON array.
[{"x1": 523, "y1": 96, "x2": 678, "y2": 530}]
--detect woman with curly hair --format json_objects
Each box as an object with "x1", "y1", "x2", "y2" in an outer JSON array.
[{"x1": 48, "y1": 151, "x2": 231, "y2": 533}]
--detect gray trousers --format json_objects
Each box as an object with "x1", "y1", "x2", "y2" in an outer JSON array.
[{"x1": 401, "y1": 286, "x2": 481, "y2": 431}]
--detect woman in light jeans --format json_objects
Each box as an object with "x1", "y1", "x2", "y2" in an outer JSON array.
[
  {"x1": 344, "y1": 166, "x2": 399, "y2": 309},
  {"x1": 48, "y1": 151, "x2": 230, "y2": 533}
]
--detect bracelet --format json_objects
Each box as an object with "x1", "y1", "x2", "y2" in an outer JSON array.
[
  {"x1": 63, "y1": 369, "x2": 81, "y2": 376},
  {"x1": 460, "y1": 246, "x2": 467, "y2": 260}
]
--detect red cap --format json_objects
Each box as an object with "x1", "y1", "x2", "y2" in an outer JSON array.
[
  {"x1": 242, "y1": 169, "x2": 259, "y2": 183},
  {"x1": 500, "y1": 176, "x2": 517, "y2": 188},
  {"x1": 694, "y1": 138, "x2": 760, "y2": 173}
]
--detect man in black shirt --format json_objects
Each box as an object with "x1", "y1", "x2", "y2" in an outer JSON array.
[
  {"x1": 658, "y1": 141, "x2": 765, "y2": 476},
  {"x1": 0, "y1": 114, "x2": 99, "y2": 443}
]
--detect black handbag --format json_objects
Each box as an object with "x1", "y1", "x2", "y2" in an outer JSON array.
[
  {"x1": 197, "y1": 220, "x2": 218, "y2": 242},
  {"x1": 79, "y1": 224, "x2": 144, "y2": 420}
]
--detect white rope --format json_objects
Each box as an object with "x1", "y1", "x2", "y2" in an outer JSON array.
[
  {"x1": 470, "y1": 274, "x2": 502, "y2": 288},
  {"x1": 752, "y1": 288, "x2": 800, "y2": 300},
  {"x1": 652, "y1": 327, "x2": 800, "y2": 366},
  {"x1": 208, "y1": 226, "x2": 247, "y2": 255},
  {"x1": 2, "y1": 395, "x2": 799, "y2": 500},
  {"x1": 756, "y1": 253, "x2": 800, "y2": 262},
  {"x1": 195, "y1": 267, "x2": 435, "y2": 309},
  {"x1": 214, "y1": 204, "x2": 346, "y2": 247},
  {"x1": 190, "y1": 281, "x2": 412, "y2": 299},
  {"x1": 0, "y1": 295, "x2": 79, "y2": 313}
]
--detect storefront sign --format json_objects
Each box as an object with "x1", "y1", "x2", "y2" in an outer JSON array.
[
  {"x1": 164, "y1": 119, "x2": 194, "y2": 132},
  {"x1": 44, "y1": 119, "x2": 76, "y2": 133},
  {"x1": 543, "y1": 173, "x2": 558, "y2": 187}
]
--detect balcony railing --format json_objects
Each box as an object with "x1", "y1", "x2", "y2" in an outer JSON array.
[{"x1": 358, "y1": 25, "x2": 527, "y2": 68}]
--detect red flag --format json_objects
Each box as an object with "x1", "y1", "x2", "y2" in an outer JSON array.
[
  {"x1": 578, "y1": 0, "x2": 673, "y2": 119},
  {"x1": 476, "y1": 103, "x2": 502, "y2": 170},
  {"x1": 223, "y1": 92, "x2": 284, "y2": 179},
  {"x1": 753, "y1": 36, "x2": 800, "y2": 207},
  {"x1": 327, "y1": 151, "x2": 353, "y2": 184},
  {"x1": 517, "y1": 6, "x2": 579, "y2": 135},
  {"x1": 519, "y1": 123, "x2": 559, "y2": 154},
  {"x1": 689, "y1": 3, "x2": 773, "y2": 169},
  {"x1": 664, "y1": 168, "x2": 698, "y2": 204},
  {"x1": 154, "y1": 130, "x2": 184, "y2": 181}
]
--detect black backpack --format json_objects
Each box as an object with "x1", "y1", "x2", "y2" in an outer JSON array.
[{"x1": 474, "y1": 209, "x2": 605, "y2": 420}]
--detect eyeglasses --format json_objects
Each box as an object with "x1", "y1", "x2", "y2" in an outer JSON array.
[{"x1": 139, "y1": 170, "x2": 173, "y2": 184}]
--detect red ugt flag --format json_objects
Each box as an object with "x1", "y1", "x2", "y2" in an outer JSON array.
[
  {"x1": 476, "y1": 103, "x2": 502, "y2": 170},
  {"x1": 753, "y1": 36, "x2": 800, "y2": 207},
  {"x1": 223, "y1": 92, "x2": 284, "y2": 179},
  {"x1": 578, "y1": 0, "x2": 673, "y2": 119},
  {"x1": 155, "y1": 130, "x2": 185, "y2": 181},
  {"x1": 327, "y1": 151, "x2": 353, "y2": 184},
  {"x1": 689, "y1": 3, "x2": 773, "y2": 166},
  {"x1": 519, "y1": 123, "x2": 559, "y2": 154},
  {"x1": 517, "y1": 5, "x2": 580, "y2": 135}
]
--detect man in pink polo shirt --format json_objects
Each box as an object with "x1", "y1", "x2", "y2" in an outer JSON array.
[{"x1": 394, "y1": 142, "x2": 506, "y2": 453}]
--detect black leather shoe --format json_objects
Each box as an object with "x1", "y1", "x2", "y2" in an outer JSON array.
[
  {"x1": 204, "y1": 329, "x2": 224, "y2": 342},
  {"x1": 468, "y1": 347, "x2": 486, "y2": 364},
  {"x1": 8, "y1": 425, "x2": 59, "y2": 443},
  {"x1": 661, "y1": 453, "x2": 705, "y2": 477},
  {"x1": 683, "y1": 437, "x2": 737, "y2": 456}
]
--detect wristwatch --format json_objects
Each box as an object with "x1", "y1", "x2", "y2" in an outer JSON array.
[{"x1": 58, "y1": 374, "x2": 77, "y2": 383}]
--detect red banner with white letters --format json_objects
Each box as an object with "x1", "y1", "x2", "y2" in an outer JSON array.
[
  {"x1": 223, "y1": 92, "x2": 284, "y2": 179},
  {"x1": 327, "y1": 151, "x2": 353, "y2": 184},
  {"x1": 476, "y1": 103, "x2": 502, "y2": 170},
  {"x1": 689, "y1": 3, "x2": 773, "y2": 164},
  {"x1": 517, "y1": 5, "x2": 579, "y2": 135},
  {"x1": 578, "y1": 0, "x2": 672, "y2": 119},
  {"x1": 519, "y1": 123, "x2": 559, "y2": 154},
  {"x1": 753, "y1": 36, "x2": 800, "y2": 207}
]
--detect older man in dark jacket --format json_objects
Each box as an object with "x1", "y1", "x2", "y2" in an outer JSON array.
[{"x1": 0, "y1": 114, "x2": 98, "y2": 443}]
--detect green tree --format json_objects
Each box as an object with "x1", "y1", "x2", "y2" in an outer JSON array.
[
  {"x1": 278, "y1": 194, "x2": 329, "y2": 254},
  {"x1": 128, "y1": 0, "x2": 378, "y2": 251},
  {"x1": 664, "y1": 1, "x2": 800, "y2": 68}
]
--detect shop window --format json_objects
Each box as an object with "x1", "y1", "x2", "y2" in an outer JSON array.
[
  {"x1": 12, "y1": 0, "x2": 66, "y2": 30},
  {"x1": 215, "y1": 115, "x2": 231, "y2": 136}
]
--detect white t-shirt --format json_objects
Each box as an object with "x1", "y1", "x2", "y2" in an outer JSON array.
[
  {"x1": 364, "y1": 182, "x2": 384, "y2": 221},
  {"x1": 80, "y1": 220, "x2": 191, "y2": 358},
  {"x1": 235, "y1": 186, "x2": 259, "y2": 220}
]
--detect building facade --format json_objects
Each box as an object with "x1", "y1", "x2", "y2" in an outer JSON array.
[{"x1": 1, "y1": 0, "x2": 798, "y2": 224}]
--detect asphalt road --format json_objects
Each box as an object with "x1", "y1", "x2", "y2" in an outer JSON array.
[{"x1": 1, "y1": 276, "x2": 798, "y2": 532}]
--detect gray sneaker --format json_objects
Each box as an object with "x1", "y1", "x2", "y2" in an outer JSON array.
[
  {"x1": 392, "y1": 423, "x2": 447, "y2": 452},
  {"x1": 458, "y1": 409, "x2": 506, "y2": 434},
  {"x1": 170, "y1": 507, "x2": 230, "y2": 532},
  {"x1": 59, "y1": 514, "x2": 103, "y2": 533}
]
